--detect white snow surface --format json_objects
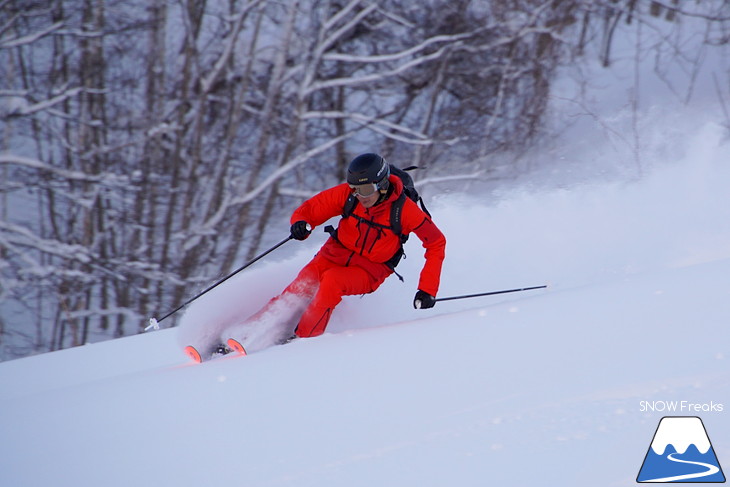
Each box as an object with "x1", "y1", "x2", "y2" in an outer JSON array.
[{"x1": 2, "y1": 114, "x2": 730, "y2": 485}]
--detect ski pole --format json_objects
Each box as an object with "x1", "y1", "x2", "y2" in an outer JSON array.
[
  {"x1": 148, "y1": 234, "x2": 295, "y2": 330},
  {"x1": 435, "y1": 285, "x2": 547, "y2": 303}
]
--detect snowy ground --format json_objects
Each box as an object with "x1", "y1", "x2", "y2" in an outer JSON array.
[{"x1": 1, "y1": 108, "x2": 728, "y2": 486}]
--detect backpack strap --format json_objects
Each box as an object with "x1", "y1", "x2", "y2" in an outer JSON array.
[
  {"x1": 342, "y1": 193, "x2": 358, "y2": 218},
  {"x1": 416, "y1": 195, "x2": 431, "y2": 218},
  {"x1": 341, "y1": 190, "x2": 406, "y2": 239},
  {"x1": 389, "y1": 191, "x2": 406, "y2": 238},
  {"x1": 328, "y1": 190, "x2": 409, "y2": 276}
]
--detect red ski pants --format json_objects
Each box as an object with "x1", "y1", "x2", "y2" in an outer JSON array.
[{"x1": 283, "y1": 254, "x2": 388, "y2": 338}]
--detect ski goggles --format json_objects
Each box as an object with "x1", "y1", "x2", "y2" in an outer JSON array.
[{"x1": 348, "y1": 182, "x2": 379, "y2": 197}]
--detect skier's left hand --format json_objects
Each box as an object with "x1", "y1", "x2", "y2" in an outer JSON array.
[{"x1": 413, "y1": 290, "x2": 436, "y2": 309}]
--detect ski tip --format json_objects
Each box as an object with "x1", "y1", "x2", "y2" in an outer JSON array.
[
  {"x1": 226, "y1": 338, "x2": 247, "y2": 356},
  {"x1": 184, "y1": 345, "x2": 203, "y2": 363}
]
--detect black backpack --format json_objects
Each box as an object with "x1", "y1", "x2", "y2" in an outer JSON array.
[{"x1": 326, "y1": 165, "x2": 430, "y2": 274}]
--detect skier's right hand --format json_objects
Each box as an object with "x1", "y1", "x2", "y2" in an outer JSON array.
[{"x1": 290, "y1": 220, "x2": 312, "y2": 240}]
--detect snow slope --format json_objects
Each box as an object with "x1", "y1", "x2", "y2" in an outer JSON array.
[{"x1": 1, "y1": 112, "x2": 728, "y2": 486}]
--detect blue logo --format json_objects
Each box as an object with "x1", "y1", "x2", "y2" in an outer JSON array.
[{"x1": 637, "y1": 416, "x2": 725, "y2": 483}]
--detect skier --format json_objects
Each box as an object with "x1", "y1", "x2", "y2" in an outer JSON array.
[{"x1": 230, "y1": 153, "x2": 446, "y2": 347}]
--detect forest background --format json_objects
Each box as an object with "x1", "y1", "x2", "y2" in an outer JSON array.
[{"x1": 1, "y1": 0, "x2": 728, "y2": 360}]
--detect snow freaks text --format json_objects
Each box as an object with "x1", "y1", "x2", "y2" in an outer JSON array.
[{"x1": 639, "y1": 401, "x2": 724, "y2": 413}]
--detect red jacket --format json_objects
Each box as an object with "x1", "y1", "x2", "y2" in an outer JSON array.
[{"x1": 291, "y1": 175, "x2": 446, "y2": 296}]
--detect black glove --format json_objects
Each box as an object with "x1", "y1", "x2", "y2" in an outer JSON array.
[
  {"x1": 290, "y1": 220, "x2": 311, "y2": 240},
  {"x1": 413, "y1": 290, "x2": 436, "y2": 309}
]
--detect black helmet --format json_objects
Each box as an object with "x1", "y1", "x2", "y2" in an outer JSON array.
[{"x1": 347, "y1": 153, "x2": 390, "y2": 187}]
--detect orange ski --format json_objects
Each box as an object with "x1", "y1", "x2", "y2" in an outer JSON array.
[
  {"x1": 226, "y1": 338, "x2": 248, "y2": 356},
  {"x1": 184, "y1": 345, "x2": 203, "y2": 363}
]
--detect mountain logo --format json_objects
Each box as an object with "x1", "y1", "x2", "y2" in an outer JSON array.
[{"x1": 637, "y1": 416, "x2": 725, "y2": 483}]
